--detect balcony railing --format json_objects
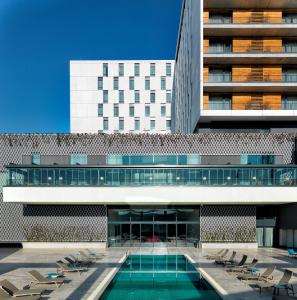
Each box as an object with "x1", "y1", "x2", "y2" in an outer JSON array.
[
  {"x1": 207, "y1": 45, "x2": 297, "y2": 54},
  {"x1": 5, "y1": 165, "x2": 297, "y2": 187},
  {"x1": 206, "y1": 16, "x2": 297, "y2": 25},
  {"x1": 206, "y1": 74, "x2": 297, "y2": 83},
  {"x1": 282, "y1": 100, "x2": 297, "y2": 110},
  {"x1": 208, "y1": 101, "x2": 231, "y2": 110}
]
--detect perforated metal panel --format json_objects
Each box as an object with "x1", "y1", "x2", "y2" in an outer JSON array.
[{"x1": 0, "y1": 133, "x2": 295, "y2": 242}]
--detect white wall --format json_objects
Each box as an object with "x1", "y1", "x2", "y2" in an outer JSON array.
[
  {"x1": 4, "y1": 186, "x2": 297, "y2": 205},
  {"x1": 70, "y1": 60, "x2": 174, "y2": 134}
]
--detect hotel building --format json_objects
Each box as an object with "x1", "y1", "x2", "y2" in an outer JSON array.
[
  {"x1": 172, "y1": 0, "x2": 297, "y2": 133},
  {"x1": 70, "y1": 60, "x2": 174, "y2": 134},
  {"x1": 2, "y1": 0, "x2": 297, "y2": 250}
]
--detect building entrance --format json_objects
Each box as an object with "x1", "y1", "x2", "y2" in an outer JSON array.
[{"x1": 108, "y1": 207, "x2": 200, "y2": 247}]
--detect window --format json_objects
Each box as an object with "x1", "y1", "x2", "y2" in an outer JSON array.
[
  {"x1": 119, "y1": 118, "x2": 124, "y2": 131},
  {"x1": 70, "y1": 153, "x2": 88, "y2": 165},
  {"x1": 145, "y1": 77, "x2": 150, "y2": 90},
  {"x1": 103, "y1": 90, "x2": 108, "y2": 103},
  {"x1": 129, "y1": 77, "x2": 134, "y2": 90},
  {"x1": 166, "y1": 120, "x2": 171, "y2": 130},
  {"x1": 31, "y1": 153, "x2": 41, "y2": 165},
  {"x1": 103, "y1": 63, "x2": 108, "y2": 77},
  {"x1": 240, "y1": 154, "x2": 275, "y2": 165},
  {"x1": 150, "y1": 119, "x2": 155, "y2": 130},
  {"x1": 208, "y1": 96, "x2": 231, "y2": 110},
  {"x1": 135, "y1": 118, "x2": 140, "y2": 131},
  {"x1": 150, "y1": 91, "x2": 156, "y2": 103},
  {"x1": 113, "y1": 77, "x2": 119, "y2": 90},
  {"x1": 98, "y1": 104, "x2": 103, "y2": 116},
  {"x1": 114, "y1": 104, "x2": 119, "y2": 117},
  {"x1": 103, "y1": 118, "x2": 109, "y2": 130},
  {"x1": 166, "y1": 91, "x2": 171, "y2": 103},
  {"x1": 166, "y1": 63, "x2": 171, "y2": 76},
  {"x1": 145, "y1": 106, "x2": 150, "y2": 117},
  {"x1": 135, "y1": 90, "x2": 140, "y2": 103},
  {"x1": 119, "y1": 63, "x2": 124, "y2": 76},
  {"x1": 98, "y1": 77, "x2": 103, "y2": 90},
  {"x1": 161, "y1": 77, "x2": 166, "y2": 90},
  {"x1": 282, "y1": 95, "x2": 297, "y2": 109},
  {"x1": 119, "y1": 90, "x2": 124, "y2": 103},
  {"x1": 134, "y1": 63, "x2": 140, "y2": 76},
  {"x1": 161, "y1": 106, "x2": 166, "y2": 116},
  {"x1": 129, "y1": 105, "x2": 135, "y2": 117},
  {"x1": 150, "y1": 63, "x2": 155, "y2": 76}
]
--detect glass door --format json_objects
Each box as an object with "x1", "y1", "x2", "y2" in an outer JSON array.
[
  {"x1": 154, "y1": 224, "x2": 167, "y2": 247},
  {"x1": 141, "y1": 224, "x2": 154, "y2": 247}
]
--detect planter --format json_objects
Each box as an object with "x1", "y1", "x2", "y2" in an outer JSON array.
[
  {"x1": 22, "y1": 242, "x2": 107, "y2": 249},
  {"x1": 200, "y1": 242, "x2": 258, "y2": 249}
]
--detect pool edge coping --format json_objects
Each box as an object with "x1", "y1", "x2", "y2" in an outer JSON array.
[
  {"x1": 185, "y1": 254, "x2": 228, "y2": 299},
  {"x1": 85, "y1": 252, "x2": 128, "y2": 300}
]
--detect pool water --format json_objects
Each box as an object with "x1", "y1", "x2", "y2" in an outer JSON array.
[{"x1": 100, "y1": 255, "x2": 221, "y2": 300}]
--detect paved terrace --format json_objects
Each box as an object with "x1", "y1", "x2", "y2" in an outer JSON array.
[{"x1": 0, "y1": 247, "x2": 296, "y2": 300}]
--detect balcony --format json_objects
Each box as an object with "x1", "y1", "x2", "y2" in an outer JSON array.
[
  {"x1": 5, "y1": 165, "x2": 297, "y2": 187},
  {"x1": 204, "y1": 73, "x2": 297, "y2": 93},
  {"x1": 4, "y1": 165, "x2": 297, "y2": 205},
  {"x1": 204, "y1": 19, "x2": 297, "y2": 37},
  {"x1": 205, "y1": 45, "x2": 297, "y2": 65}
]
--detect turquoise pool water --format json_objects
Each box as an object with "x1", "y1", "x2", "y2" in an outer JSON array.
[{"x1": 100, "y1": 255, "x2": 221, "y2": 300}]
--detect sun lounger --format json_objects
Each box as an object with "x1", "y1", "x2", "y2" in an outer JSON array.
[
  {"x1": 255, "y1": 269, "x2": 293, "y2": 295},
  {"x1": 216, "y1": 251, "x2": 236, "y2": 265},
  {"x1": 56, "y1": 260, "x2": 87, "y2": 275},
  {"x1": 227, "y1": 258, "x2": 258, "y2": 273},
  {"x1": 86, "y1": 249, "x2": 104, "y2": 259},
  {"x1": 28, "y1": 270, "x2": 64, "y2": 288},
  {"x1": 64, "y1": 256, "x2": 90, "y2": 268},
  {"x1": 288, "y1": 249, "x2": 297, "y2": 258},
  {"x1": 238, "y1": 265, "x2": 275, "y2": 281},
  {"x1": 205, "y1": 249, "x2": 225, "y2": 260},
  {"x1": 0, "y1": 289, "x2": 40, "y2": 300},
  {"x1": 225, "y1": 254, "x2": 247, "y2": 268},
  {"x1": 79, "y1": 251, "x2": 96, "y2": 263},
  {"x1": 0, "y1": 280, "x2": 44, "y2": 297},
  {"x1": 208, "y1": 249, "x2": 229, "y2": 261}
]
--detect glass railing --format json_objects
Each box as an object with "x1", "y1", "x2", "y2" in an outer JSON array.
[
  {"x1": 207, "y1": 46, "x2": 297, "y2": 53},
  {"x1": 208, "y1": 101, "x2": 231, "y2": 110},
  {"x1": 5, "y1": 166, "x2": 297, "y2": 187},
  {"x1": 282, "y1": 100, "x2": 297, "y2": 110},
  {"x1": 205, "y1": 16, "x2": 297, "y2": 24},
  {"x1": 208, "y1": 74, "x2": 231, "y2": 82},
  {"x1": 206, "y1": 74, "x2": 297, "y2": 83}
]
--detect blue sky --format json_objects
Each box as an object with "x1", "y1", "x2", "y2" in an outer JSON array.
[{"x1": 0, "y1": 0, "x2": 182, "y2": 133}]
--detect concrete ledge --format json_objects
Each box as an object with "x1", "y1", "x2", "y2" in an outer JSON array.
[
  {"x1": 22, "y1": 242, "x2": 107, "y2": 249},
  {"x1": 86, "y1": 253, "x2": 127, "y2": 300},
  {"x1": 200, "y1": 242, "x2": 258, "y2": 249}
]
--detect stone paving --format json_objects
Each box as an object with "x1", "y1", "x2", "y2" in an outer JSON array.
[{"x1": 0, "y1": 247, "x2": 296, "y2": 300}]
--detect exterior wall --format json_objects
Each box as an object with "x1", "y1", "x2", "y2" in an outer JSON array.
[
  {"x1": 0, "y1": 133, "x2": 297, "y2": 243},
  {"x1": 200, "y1": 205, "x2": 256, "y2": 243},
  {"x1": 172, "y1": 0, "x2": 202, "y2": 133},
  {"x1": 70, "y1": 60, "x2": 174, "y2": 134},
  {"x1": 173, "y1": 1, "x2": 297, "y2": 132}
]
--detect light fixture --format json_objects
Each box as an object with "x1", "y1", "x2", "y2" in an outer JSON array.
[
  {"x1": 100, "y1": 176, "x2": 104, "y2": 180},
  {"x1": 59, "y1": 177, "x2": 63, "y2": 180},
  {"x1": 203, "y1": 176, "x2": 207, "y2": 180},
  {"x1": 227, "y1": 176, "x2": 231, "y2": 180},
  {"x1": 48, "y1": 176, "x2": 52, "y2": 180},
  {"x1": 149, "y1": 177, "x2": 153, "y2": 180},
  {"x1": 252, "y1": 176, "x2": 257, "y2": 180},
  {"x1": 176, "y1": 176, "x2": 180, "y2": 180}
]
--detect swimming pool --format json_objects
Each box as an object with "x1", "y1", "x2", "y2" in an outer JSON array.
[{"x1": 100, "y1": 255, "x2": 221, "y2": 300}]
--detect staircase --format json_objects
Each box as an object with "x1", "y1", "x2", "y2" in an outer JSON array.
[
  {"x1": 250, "y1": 12, "x2": 265, "y2": 23},
  {"x1": 246, "y1": 94, "x2": 264, "y2": 110}
]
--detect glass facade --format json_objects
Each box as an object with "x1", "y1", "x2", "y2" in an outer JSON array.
[
  {"x1": 7, "y1": 165, "x2": 297, "y2": 187},
  {"x1": 240, "y1": 154, "x2": 275, "y2": 165},
  {"x1": 70, "y1": 154, "x2": 88, "y2": 165},
  {"x1": 108, "y1": 207, "x2": 200, "y2": 247},
  {"x1": 97, "y1": 77, "x2": 103, "y2": 90}
]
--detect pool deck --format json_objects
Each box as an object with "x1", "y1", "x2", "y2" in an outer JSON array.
[{"x1": 0, "y1": 247, "x2": 296, "y2": 300}]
